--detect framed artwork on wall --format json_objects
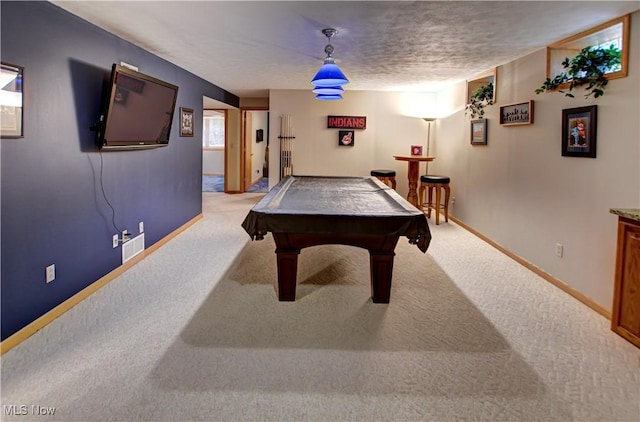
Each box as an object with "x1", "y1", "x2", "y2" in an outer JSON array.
[
  {"x1": 500, "y1": 100, "x2": 534, "y2": 125},
  {"x1": 470, "y1": 119, "x2": 487, "y2": 145},
  {"x1": 180, "y1": 107, "x2": 194, "y2": 137},
  {"x1": 562, "y1": 105, "x2": 597, "y2": 158},
  {"x1": 338, "y1": 130, "x2": 354, "y2": 146},
  {"x1": 256, "y1": 129, "x2": 264, "y2": 143},
  {"x1": 1, "y1": 62, "x2": 24, "y2": 139}
]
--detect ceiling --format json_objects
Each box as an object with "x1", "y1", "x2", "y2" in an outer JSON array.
[{"x1": 51, "y1": 1, "x2": 639, "y2": 101}]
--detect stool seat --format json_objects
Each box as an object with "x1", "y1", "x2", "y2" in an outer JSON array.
[
  {"x1": 418, "y1": 174, "x2": 451, "y2": 225},
  {"x1": 420, "y1": 175, "x2": 450, "y2": 184},
  {"x1": 370, "y1": 169, "x2": 397, "y2": 189},
  {"x1": 371, "y1": 170, "x2": 396, "y2": 177}
]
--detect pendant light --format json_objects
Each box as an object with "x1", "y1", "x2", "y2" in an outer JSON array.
[{"x1": 311, "y1": 28, "x2": 349, "y2": 99}]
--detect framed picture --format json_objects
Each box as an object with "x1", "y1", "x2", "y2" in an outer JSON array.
[
  {"x1": 411, "y1": 145, "x2": 423, "y2": 156},
  {"x1": 500, "y1": 100, "x2": 534, "y2": 125},
  {"x1": 1, "y1": 62, "x2": 24, "y2": 139},
  {"x1": 338, "y1": 130, "x2": 354, "y2": 146},
  {"x1": 256, "y1": 129, "x2": 264, "y2": 143},
  {"x1": 470, "y1": 119, "x2": 487, "y2": 145},
  {"x1": 562, "y1": 105, "x2": 597, "y2": 158},
  {"x1": 180, "y1": 107, "x2": 194, "y2": 137}
]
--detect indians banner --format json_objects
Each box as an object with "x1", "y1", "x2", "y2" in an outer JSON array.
[{"x1": 327, "y1": 115, "x2": 366, "y2": 130}]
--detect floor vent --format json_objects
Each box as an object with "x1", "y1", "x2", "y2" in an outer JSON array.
[{"x1": 122, "y1": 233, "x2": 145, "y2": 264}]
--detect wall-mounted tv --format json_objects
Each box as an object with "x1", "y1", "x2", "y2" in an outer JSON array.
[{"x1": 96, "y1": 64, "x2": 179, "y2": 150}]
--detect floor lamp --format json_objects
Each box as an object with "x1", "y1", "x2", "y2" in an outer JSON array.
[{"x1": 423, "y1": 118, "x2": 437, "y2": 174}]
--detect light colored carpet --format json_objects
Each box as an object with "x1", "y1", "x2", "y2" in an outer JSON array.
[{"x1": 1, "y1": 192, "x2": 638, "y2": 421}]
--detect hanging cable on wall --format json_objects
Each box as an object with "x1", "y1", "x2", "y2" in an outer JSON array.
[{"x1": 98, "y1": 150, "x2": 126, "y2": 241}]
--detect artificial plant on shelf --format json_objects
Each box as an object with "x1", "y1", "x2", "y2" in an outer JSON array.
[
  {"x1": 465, "y1": 82, "x2": 494, "y2": 119},
  {"x1": 535, "y1": 44, "x2": 621, "y2": 99}
]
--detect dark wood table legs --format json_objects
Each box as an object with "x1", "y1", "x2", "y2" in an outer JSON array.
[
  {"x1": 272, "y1": 232, "x2": 399, "y2": 303},
  {"x1": 369, "y1": 251, "x2": 395, "y2": 303},
  {"x1": 275, "y1": 248, "x2": 300, "y2": 301}
]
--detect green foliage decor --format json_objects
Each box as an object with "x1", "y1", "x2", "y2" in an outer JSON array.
[
  {"x1": 535, "y1": 45, "x2": 621, "y2": 99},
  {"x1": 465, "y1": 82, "x2": 494, "y2": 119}
]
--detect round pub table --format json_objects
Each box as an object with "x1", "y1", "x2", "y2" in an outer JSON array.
[{"x1": 393, "y1": 155, "x2": 436, "y2": 208}]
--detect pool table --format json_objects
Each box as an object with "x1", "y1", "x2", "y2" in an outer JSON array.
[{"x1": 241, "y1": 176, "x2": 431, "y2": 303}]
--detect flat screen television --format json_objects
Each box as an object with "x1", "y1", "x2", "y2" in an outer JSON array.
[{"x1": 96, "y1": 64, "x2": 179, "y2": 150}]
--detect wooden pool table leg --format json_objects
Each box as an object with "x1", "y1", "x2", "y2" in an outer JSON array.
[
  {"x1": 272, "y1": 233, "x2": 399, "y2": 303},
  {"x1": 275, "y1": 248, "x2": 300, "y2": 301},
  {"x1": 369, "y1": 251, "x2": 395, "y2": 303}
]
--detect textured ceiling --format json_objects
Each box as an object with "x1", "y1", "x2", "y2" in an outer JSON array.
[{"x1": 51, "y1": 1, "x2": 639, "y2": 101}]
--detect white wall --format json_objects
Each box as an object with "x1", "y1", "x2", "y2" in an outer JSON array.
[
  {"x1": 226, "y1": 109, "x2": 241, "y2": 192},
  {"x1": 433, "y1": 11, "x2": 640, "y2": 311},
  {"x1": 268, "y1": 90, "x2": 437, "y2": 199},
  {"x1": 203, "y1": 150, "x2": 224, "y2": 174},
  {"x1": 266, "y1": 11, "x2": 640, "y2": 313},
  {"x1": 250, "y1": 110, "x2": 268, "y2": 183}
]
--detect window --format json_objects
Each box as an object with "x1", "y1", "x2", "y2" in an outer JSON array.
[
  {"x1": 203, "y1": 109, "x2": 225, "y2": 149},
  {"x1": 547, "y1": 14, "x2": 629, "y2": 82},
  {"x1": 466, "y1": 68, "x2": 497, "y2": 105}
]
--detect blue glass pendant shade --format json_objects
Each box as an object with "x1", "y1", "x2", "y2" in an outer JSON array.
[
  {"x1": 311, "y1": 29, "x2": 348, "y2": 99},
  {"x1": 312, "y1": 85, "x2": 344, "y2": 95},
  {"x1": 311, "y1": 60, "x2": 349, "y2": 87},
  {"x1": 315, "y1": 93, "x2": 343, "y2": 100}
]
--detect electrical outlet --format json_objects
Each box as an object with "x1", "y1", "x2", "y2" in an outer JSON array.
[
  {"x1": 113, "y1": 234, "x2": 119, "y2": 248},
  {"x1": 139, "y1": 221, "x2": 144, "y2": 234},
  {"x1": 451, "y1": 196, "x2": 456, "y2": 204},
  {"x1": 555, "y1": 243, "x2": 563, "y2": 258},
  {"x1": 46, "y1": 264, "x2": 55, "y2": 283},
  {"x1": 122, "y1": 230, "x2": 130, "y2": 243}
]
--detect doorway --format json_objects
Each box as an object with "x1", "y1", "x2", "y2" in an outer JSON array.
[
  {"x1": 202, "y1": 109, "x2": 226, "y2": 192},
  {"x1": 242, "y1": 109, "x2": 269, "y2": 193},
  {"x1": 201, "y1": 96, "x2": 269, "y2": 194}
]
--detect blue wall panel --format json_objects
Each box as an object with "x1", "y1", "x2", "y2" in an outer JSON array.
[{"x1": 0, "y1": 1, "x2": 239, "y2": 340}]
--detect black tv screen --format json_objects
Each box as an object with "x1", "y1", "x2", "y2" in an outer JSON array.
[{"x1": 97, "y1": 64, "x2": 179, "y2": 150}]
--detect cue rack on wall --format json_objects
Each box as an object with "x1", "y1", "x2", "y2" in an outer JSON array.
[{"x1": 279, "y1": 114, "x2": 294, "y2": 178}]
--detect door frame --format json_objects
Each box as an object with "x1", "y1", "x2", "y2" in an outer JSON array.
[{"x1": 240, "y1": 107, "x2": 269, "y2": 192}]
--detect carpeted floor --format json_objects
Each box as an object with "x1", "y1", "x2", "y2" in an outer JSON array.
[
  {"x1": 202, "y1": 175, "x2": 268, "y2": 193},
  {"x1": 1, "y1": 192, "x2": 638, "y2": 421}
]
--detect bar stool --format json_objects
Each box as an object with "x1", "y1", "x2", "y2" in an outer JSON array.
[
  {"x1": 418, "y1": 175, "x2": 451, "y2": 225},
  {"x1": 370, "y1": 170, "x2": 397, "y2": 189}
]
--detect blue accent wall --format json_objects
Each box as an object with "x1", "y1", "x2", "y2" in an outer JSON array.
[{"x1": 0, "y1": 1, "x2": 239, "y2": 340}]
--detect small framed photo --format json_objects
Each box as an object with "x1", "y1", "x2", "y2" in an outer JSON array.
[
  {"x1": 338, "y1": 130, "x2": 354, "y2": 146},
  {"x1": 180, "y1": 107, "x2": 194, "y2": 137},
  {"x1": 562, "y1": 105, "x2": 597, "y2": 158},
  {"x1": 470, "y1": 119, "x2": 487, "y2": 145},
  {"x1": 256, "y1": 129, "x2": 264, "y2": 143},
  {"x1": 411, "y1": 145, "x2": 423, "y2": 156},
  {"x1": 1, "y1": 62, "x2": 24, "y2": 139},
  {"x1": 500, "y1": 100, "x2": 534, "y2": 126}
]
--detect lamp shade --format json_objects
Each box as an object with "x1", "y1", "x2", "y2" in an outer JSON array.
[
  {"x1": 312, "y1": 85, "x2": 344, "y2": 95},
  {"x1": 315, "y1": 93, "x2": 343, "y2": 101},
  {"x1": 311, "y1": 61, "x2": 349, "y2": 87}
]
